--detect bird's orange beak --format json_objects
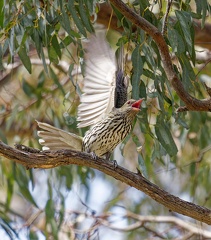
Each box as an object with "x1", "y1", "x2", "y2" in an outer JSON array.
[{"x1": 132, "y1": 98, "x2": 144, "y2": 110}]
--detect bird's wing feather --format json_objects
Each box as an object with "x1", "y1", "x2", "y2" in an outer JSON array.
[
  {"x1": 77, "y1": 32, "x2": 117, "y2": 128},
  {"x1": 36, "y1": 121, "x2": 83, "y2": 151}
]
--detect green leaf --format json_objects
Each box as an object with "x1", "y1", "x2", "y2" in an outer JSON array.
[
  {"x1": 155, "y1": 115, "x2": 178, "y2": 157},
  {"x1": 37, "y1": 71, "x2": 46, "y2": 89},
  {"x1": 61, "y1": 8, "x2": 72, "y2": 35},
  {"x1": 9, "y1": 27, "x2": 15, "y2": 58},
  {"x1": 5, "y1": 105, "x2": 19, "y2": 131},
  {"x1": 50, "y1": 67, "x2": 65, "y2": 95},
  {"x1": 0, "y1": 0, "x2": 4, "y2": 28},
  {"x1": 45, "y1": 199, "x2": 55, "y2": 219},
  {"x1": 17, "y1": 41, "x2": 32, "y2": 73},
  {"x1": 19, "y1": 182, "x2": 38, "y2": 207},
  {"x1": 58, "y1": 194, "x2": 65, "y2": 229},
  {"x1": 195, "y1": 0, "x2": 208, "y2": 27},
  {"x1": 139, "y1": 80, "x2": 147, "y2": 99},
  {"x1": 32, "y1": 29, "x2": 42, "y2": 57},
  {"x1": 40, "y1": 47, "x2": 49, "y2": 74},
  {"x1": 151, "y1": 139, "x2": 167, "y2": 163},
  {"x1": 179, "y1": 53, "x2": 195, "y2": 92},
  {"x1": 48, "y1": 45, "x2": 59, "y2": 64},
  {"x1": 29, "y1": 231, "x2": 39, "y2": 240},
  {"x1": 22, "y1": 78, "x2": 35, "y2": 96},
  {"x1": 174, "y1": 114, "x2": 189, "y2": 129},
  {"x1": 51, "y1": 35, "x2": 61, "y2": 59},
  {"x1": 78, "y1": 0, "x2": 94, "y2": 33},
  {"x1": 68, "y1": 1, "x2": 87, "y2": 37},
  {"x1": 142, "y1": 44, "x2": 156, "y2": 70},
  {"x1": 167, "y1": 28, "x2": 185, "y2": 55},
  {"x1": 131, "y1": 46, "x2": 143, "y2": 99},
  {"x1": 6, "y1": 178, "x2": 14, "y2": 210},
  {"x1": 175, "y1": 11, "x2": 194, "y2": 58},
  {"x1": 132, "y1": 135, "x2": 148, "y2": 177},
  {"x1": 0, "y1": 129, "x2": 7, "y2": 144},
  {"x1": 190, "y1": 162, "x2": 196, "y2": 176},
  {"x1": 60, "y1": 36, "x2": 72, "y2": 48}
]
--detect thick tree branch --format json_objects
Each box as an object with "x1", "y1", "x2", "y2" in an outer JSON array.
[
  {"x1": 109, "y1": 0, "x2": 211, "y2": 112},
  {"x1": 0, "y1": 141, "x2": 211, "y2": 225}
]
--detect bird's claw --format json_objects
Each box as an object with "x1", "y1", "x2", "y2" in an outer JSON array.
[
  {"x1": 90, "y1": 152, "x2": 98, "y2": 160},
  {"x1": 111, "y1": 160, "x2": 118, "y2": 169}
]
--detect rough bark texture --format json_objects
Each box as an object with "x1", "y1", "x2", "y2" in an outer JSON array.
[{"x1": 0, "y1": 141, "x2": 211, "y2": 225}]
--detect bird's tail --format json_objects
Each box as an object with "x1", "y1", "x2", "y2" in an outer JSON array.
[{"x1": 36, "y1": 121, "x2": 83, "y2": 151}]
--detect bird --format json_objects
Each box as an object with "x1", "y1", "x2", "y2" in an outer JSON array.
[
  {"x1": 37, "y1": 32, "x2": 143, "y2": 159},
  {"x1": 37, "y1": 98, "x2": 143, "y2": 159},
  {"x1": 77, "y1": 31, "x2": 128, "y2": 128}
]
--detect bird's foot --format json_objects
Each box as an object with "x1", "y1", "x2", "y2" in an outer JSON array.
[
  {"x1": 90, "y1": 152, "x2": 98, "y2": 160},
  {"x1": 111, "y1": 160, "x2": 118, "y2": 169}
]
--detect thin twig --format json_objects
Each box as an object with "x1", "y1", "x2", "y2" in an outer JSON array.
[{"x1": 162, "y1": 0, "x2": 173, "y2": 36}]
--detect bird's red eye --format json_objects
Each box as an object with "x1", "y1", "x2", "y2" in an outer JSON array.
[{"x1": 127, "y1": 101, "x2": 131, "y2": 104}]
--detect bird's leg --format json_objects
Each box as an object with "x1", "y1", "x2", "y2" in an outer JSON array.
[
  {"x1": 105, "y1": 152, "x2": 118, "y2": 169},
  {"x1": 105, "y1": 152, "x2": 111, "y2": 161}
]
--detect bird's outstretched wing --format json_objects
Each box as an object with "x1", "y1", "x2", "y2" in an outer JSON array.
[{"x1": 77, "y1": 31, "x2": 117, "y2": 128}]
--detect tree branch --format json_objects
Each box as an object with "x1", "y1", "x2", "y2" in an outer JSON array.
[
  {"x1": 109, "y1": 0, "x2": 211, "y2": 112},
  {"x1": 0, "y1": 141, "x2": 211, "y2": 225},
  {"x1": 99, "y1": 212, "x2": 211, "y2": 238}
]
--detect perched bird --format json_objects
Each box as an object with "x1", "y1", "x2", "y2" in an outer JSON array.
[
  {"x1": 77, "y1": 31, "x2": 128, "y2": 128},
  {"x1": 37, "y1": 98, "x2": 143, "y2": 159},
  {"x1": 37, "y1": 32, "x2": 143, "y2": 159}
]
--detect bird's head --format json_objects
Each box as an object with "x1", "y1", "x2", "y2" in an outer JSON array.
[
  {"x1": 122, "y1": 99, "x2": 144, "y2": 112},
  {"x1": 117, "y1": 98, "x2": 144, "y2": 119}
]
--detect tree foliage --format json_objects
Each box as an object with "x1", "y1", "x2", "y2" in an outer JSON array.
[{"x1": 0, "y1": 0, "x2": 211, "y2": 239}]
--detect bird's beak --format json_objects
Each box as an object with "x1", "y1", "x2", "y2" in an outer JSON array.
[{"x1": 132, "y1": 98, "x2": 144, "y2": 110}]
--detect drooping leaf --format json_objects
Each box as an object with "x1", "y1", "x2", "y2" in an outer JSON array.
[
  {"x1": 51, "y1": 34, "x2": 61, "y2": 59},
  {"x1": 61, "y1": 8, "x2": 72, "y2": 36},
  {"x1": 131, "y1": 45, "x2": 143, "y2": 99},
  {"x1": 6, "y1": 177, "x2": 14, "y2": 210},
  {"x1": 0, "y1": 0, "x2": 4, "y2": 28},
  {"x1": 0, "y1": 129, "x2": 7, "y2": 144},
  {"x1": 68, "y1": 0, "x2": 87, "y2": 37},
  {"x1": 22, "y1": 78, "x2": 35, "y2": 96},
  {"x1": 195, "y1": 0, "x2": 208, "y2": 27},
  {"x1": 16, "y1": 38, "x2": 32, "y2": 73},
  {"x1": 167, "y1": 27, "x2": 185, "y2": 55},
  {"x1": 155, "y1": 115, "x2": 178, "y2": 157},
  {"x1": 48, "y1": 45, "x2": 59, "y2": 64},
  {"x1": 5, "y1": 105, "x2": 19, "y2": 131},
  {"x1": 175, "y1": 11, "x2": 194, "y2": 59},
  {"x1": 49, "y1": 67, "x2": 65, "y2": 95},
  {"x1": 78, "y1": 0, "x2": 94, "y2": 33}
]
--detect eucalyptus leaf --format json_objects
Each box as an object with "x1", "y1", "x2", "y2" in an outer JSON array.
[
  {"x1": 68, "y1": 0, "x2": 87, "y2": 37},
  {"x1": 175, "y1": 11, "x2": 194, "y2": 57},
  {"x1": 17, "y1": 41, "x2": 32, "y2": 73},
  {"x1": 131, "y1": 46, "x2": 143, "y2": 99},
  {"x1": 155, "y1": 115, "x2": 178, "y2": 157},
  {"x1": 78, "y1": 0, "x2": 94, "y2": 33}
]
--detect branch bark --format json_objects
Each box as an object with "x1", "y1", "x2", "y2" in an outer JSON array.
[
  {"x1": 0, "y1": 141, "x2": 211, "y2": 225},
  {"x1": 99, "y1": 212, "x2": 211, "y2": 237},
  {"x1": 109, "y1": 0, "x2": 211, "y2": 112}
]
